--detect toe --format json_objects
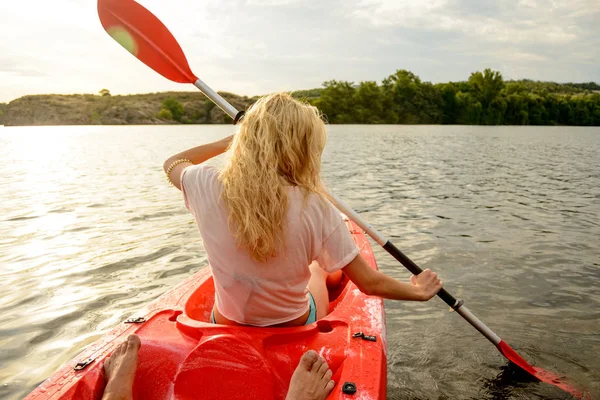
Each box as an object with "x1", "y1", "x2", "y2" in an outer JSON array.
[
  {"x1": 115, "y1": 340, "x2": 127, "y2": 356},
  {"x1": 323, "y1": 369, "x2": 332, "y2": 383},
  {"x1": 298, "y1": 350, "x2": 319, "y2": 370},
  {"x1": 325, "y1": 380, "x2": 335, "y2": 394},
  {"x1": 127, "y1": 334, "x2": 141, "y2": 351},
  {"x1": 311, "y1": 357, "x2": 324, "y2": 374},
  {"x1": 317, "y1": 360, "x2": 329, "y2": 378}
]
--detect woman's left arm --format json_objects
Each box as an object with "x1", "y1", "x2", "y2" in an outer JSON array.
[{"x1": 163, "y1": 135, "x2": 233, "y2": 191}]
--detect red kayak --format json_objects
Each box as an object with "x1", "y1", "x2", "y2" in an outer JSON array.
[{"x1": 25, "y1": 218, "x2": 387, "y2": 400}]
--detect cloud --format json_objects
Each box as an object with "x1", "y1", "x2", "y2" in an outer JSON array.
[
  {"x1": 0, "y1": 57, "x2": 47, "y2": 77},
  {"x1": 246, "y1": 0, "x2": 303, "y2": 5},
  {"x1": 351, "y1": 0, "x2": 593, "y2": 45},
  {"x1": 347, "y1": 0, "x2": 599, "y2": 82},
  {"x1": 352, "y1": 0, "x2": 449, "y2": 27},
  {"x1": 0, "y1": 0, "x2": 598, "y2": 102}
]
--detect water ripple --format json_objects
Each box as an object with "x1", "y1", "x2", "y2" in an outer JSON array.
[{"x1": 0, "y1": 125, "x2": 599, "y2": 399}]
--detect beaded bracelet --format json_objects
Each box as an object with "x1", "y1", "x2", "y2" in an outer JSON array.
[{"x1": 166, "y1": 158, "x2": 192, "y2": 186}]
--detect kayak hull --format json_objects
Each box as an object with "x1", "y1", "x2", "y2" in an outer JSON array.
[{"x1": 25, "y1": 218, "x2": 387, "y2": 399}]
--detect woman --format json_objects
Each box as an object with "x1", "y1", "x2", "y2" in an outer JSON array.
[{"x1": 164, "y1": 93, "x2": 442, "y2": 328}]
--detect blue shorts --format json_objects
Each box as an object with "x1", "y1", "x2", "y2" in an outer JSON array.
[
  {"x1": 305, "y1": 292, "x2": 318, "y2": 324},
  {"x1": 211, "y1": 292, "x2": 317, "y2": 325}
]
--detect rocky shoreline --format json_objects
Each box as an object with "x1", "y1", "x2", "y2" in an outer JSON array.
[{"x1": 0, "y1": 91, "x2": 254, "y2": 126}]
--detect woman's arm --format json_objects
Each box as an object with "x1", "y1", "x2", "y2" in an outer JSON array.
[
  {"x1": 163, "y1": 135, "x2": 233, "y2": 191},
  {"x1": 342, "y1": 254, "x2": 442, "y2": 301}
]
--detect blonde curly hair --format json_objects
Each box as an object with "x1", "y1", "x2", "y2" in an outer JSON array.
[{"x1": 219, "y1": 92, "x2": 328, "y2": 262}]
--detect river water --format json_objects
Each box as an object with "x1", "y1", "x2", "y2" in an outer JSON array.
[{"x1": 1, "y1": 125, "x2": 598, "y2": 399}]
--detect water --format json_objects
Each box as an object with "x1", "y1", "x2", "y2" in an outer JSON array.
[{"x1": 1, "y1": 125, "x2": 598, "y2": 399}]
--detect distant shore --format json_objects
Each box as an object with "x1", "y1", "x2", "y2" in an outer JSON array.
[
  {"x1": 0, "y1": 91, "x2": 253, "y2": 127},
  {"x1": 1, "y1": 69, "x2": 598, "y2": 126}
]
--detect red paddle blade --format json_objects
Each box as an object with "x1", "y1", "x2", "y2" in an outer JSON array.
[
  {"x1": 97, "y1": 0, "x2": 198, "y2": 84},
  {"x1": 497, "y1": 341, "x2": 589, "y2": 399}
]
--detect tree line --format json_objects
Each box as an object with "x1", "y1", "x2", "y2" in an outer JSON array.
[
  {"x1": 302, "y1": 69, "x2": 600, "y2": 126},
  {"x1": 3, "y1": 69, "x2": 598, "y2": 126}
]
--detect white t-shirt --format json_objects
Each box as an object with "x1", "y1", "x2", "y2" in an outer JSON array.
[{"x1": 181, "y1": 164, "x2": 359, "y2": 326}]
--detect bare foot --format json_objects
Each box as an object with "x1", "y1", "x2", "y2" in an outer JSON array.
[
  {"x1": 102, "y1": 334, "x2": 141, "y2": 400},
  {"x1": 286, "y1": 350, "x2": 335, "y2": 400}
]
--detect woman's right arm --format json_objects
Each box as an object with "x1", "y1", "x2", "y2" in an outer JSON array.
[
  {"x1": 342, "y1": 254, "x2": 442, "y2": 301},
  {"x1": 163, "y1": 135, "x2": 233, "y2": 191}
]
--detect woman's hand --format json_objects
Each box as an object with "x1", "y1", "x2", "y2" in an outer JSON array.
[
  {"x1": 342, "y1": 255, "x2": 443, "y2": 302},
  {"x1": 410, "y1": 269, "x2": 443, "y2": 301}
]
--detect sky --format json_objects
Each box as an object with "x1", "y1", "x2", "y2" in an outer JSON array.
[{"x1": 0, "y1": 0, "x2": 598, "y2": 103}]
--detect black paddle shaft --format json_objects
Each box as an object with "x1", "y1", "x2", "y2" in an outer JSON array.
[{"x1": 382, "y1": 241, "x2": 459, "y2": 308}]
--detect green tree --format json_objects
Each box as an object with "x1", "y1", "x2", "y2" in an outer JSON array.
[
  {"x1": 455, "y1": 92, "x2": 482, "y2": 124},
  {"x1": 353, "y1": 81, "x2": 383, "y2": 123},
  {"x1": 558, "y1": 98, "x2": 574, "y2": 125},
  {"x1": 414, "y1": 82, "x2": 443, "y2": 124},
  {"x1": 439, "y1": 83, "x2": 459, "y2": 124},
  {"x1": 590, "y1": 95, "x2": 600, "y2": 125},
  {"x1": 303, "y1": 68, "x2": 599, "y2": 126},
  {"x1": 379, "y1": 77, "x2": 398, "y2": 123},
  {"x1": 505, "y1": 94, "x2": 528, "y2": 125},
  {"x1": 312, "y1": 80, "x2": 357, "y2": 123},
  {"x1": 572, "y1": 98, "x2": 590, "y2": 125},
  {"x1": 382, "y1": 70, "x2": 444, "y2": 124},
  {"x1": 162, "y1": 98, "x2": 184, "y2": 121},
  {"x1": 505, "y1": 82, "x2": 526, "y2": 95},
  {"x1": 388, "y1": 69, "x2": 422, "y2": 123},
  {"x1": 99, "y1": 89, "x2": 111, "y2": 97},
  {"x1": 291, "y1": 88, "x2": 323, "y2": 100},
  {"x1": 545, "y1": 95, "x2": 560, "y2": 125},
  {"x1": 486, "y1": 96, "x2": 507, "y2": 125},
  {"x1": 158, "y1": 108, "x2": 173, "y2": 120},
  {"x1": 468, "y1": 69, "x2": 505, "y2": 124},
  {"x1": 526, "y1": 94, "x2": 548, "y2": 125}
]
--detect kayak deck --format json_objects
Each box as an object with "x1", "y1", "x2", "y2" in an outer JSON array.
[{"x1": 26, "y1": 218, "x2": 387, "y2": 400}]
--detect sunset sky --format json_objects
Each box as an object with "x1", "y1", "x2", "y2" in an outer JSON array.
[{"x1": 0, "y1": 0, "x2": 598, "y2": 103}]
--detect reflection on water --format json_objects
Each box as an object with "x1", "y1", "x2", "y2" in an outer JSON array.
[{"x1": 1, "y1": 125, "x2": 599, "y2": 399}]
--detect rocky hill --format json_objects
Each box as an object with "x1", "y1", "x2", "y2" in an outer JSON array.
[
  {"x1": 1, "y1": 91, "x2": 256, "y2": 126},
  {"x1": 0, "y1": 102, "x2": 6, "y2": 125}
]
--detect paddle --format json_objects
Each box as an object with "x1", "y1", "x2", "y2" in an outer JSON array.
[{"x1": 97, "y1": 0, "x2": 586, "y2": 397}]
